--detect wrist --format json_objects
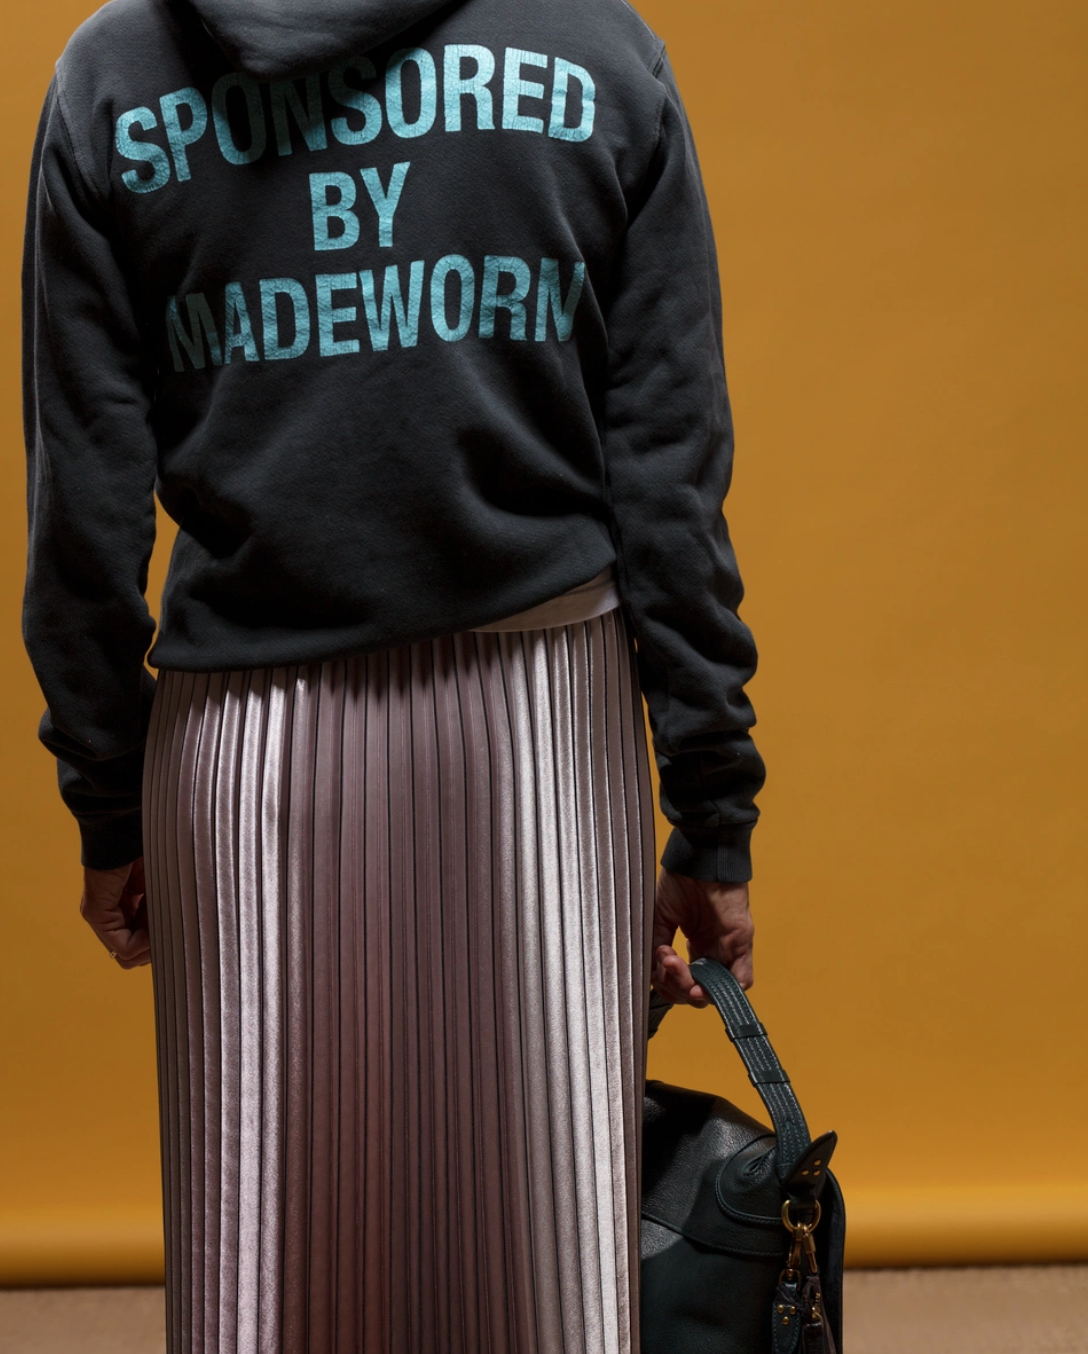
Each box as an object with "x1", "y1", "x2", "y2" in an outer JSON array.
[{"x1": 660, "y1": 825, "x2": 754, "y2": 884}]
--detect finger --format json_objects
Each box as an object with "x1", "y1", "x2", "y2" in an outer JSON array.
[
  {"x1": 82, "y1": 891, "x2": 129, "y2": 932},
  {"x1": 651, "y1": 973, "x2": 690, "y2": 1006},
  {"x1": 652, "y1": 948, "x2": 709, "y2": 1008},
  {"x1": 92, "y1": 920, "x2": 151, "y2": 968},
  {"x1": 651, "y1": 907, "x2": 678, "y2": 954},
  {"x1": 117, "y1": 929, "x2": 153, "y2": 967},
  {"x1": 83, "y1": 889, "x2": 144, "y2": 948},
  {"x1": 106, "y1": 939, "x2": 150, "y2": 967},
  {"x1": 713, "y1": 929, "x2": 754, "y2": 990},
  {"x1": 81, "y1": 861, "x2": 139, "y2": 922},
  {"x1": 729, "y1": 952, "x2": 755, "y2": 990},
  {"x1": 79, "y1": 861, "x2": 151, "y2": 970},
  {"x1": 115, "y1": 950, "x2": 152, "y2": 971},
  {"x1": 118, "y1": 885, "x2": 146, "y2": 928},
  {"x1": 651, "y1": 944, "x2": 683, "y2": 988},
  {"x1": 650, "y1": 948, "x2": 688, "y2": 1005}
]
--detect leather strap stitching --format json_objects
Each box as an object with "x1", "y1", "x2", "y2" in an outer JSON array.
[{"x1": 689, "y1": 957, "x2": 812, "y2": 1179}]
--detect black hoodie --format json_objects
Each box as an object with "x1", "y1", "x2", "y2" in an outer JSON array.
[{"x1": 23, "y1": 0, "x2": 765, "y2": 880}]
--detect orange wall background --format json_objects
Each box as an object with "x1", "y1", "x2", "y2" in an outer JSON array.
[{"x1": 2, "y1": 0, "x2": 1086, "y2": 1283}]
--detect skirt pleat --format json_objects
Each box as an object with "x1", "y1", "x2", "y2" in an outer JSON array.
[{"x1": 144, "y1": 611, "x2": 656, "y2": 1354}]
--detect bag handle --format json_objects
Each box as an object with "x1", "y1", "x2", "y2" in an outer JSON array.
[{"x1": 688, "y1": 957, "x2": 812, "y2": 1181}]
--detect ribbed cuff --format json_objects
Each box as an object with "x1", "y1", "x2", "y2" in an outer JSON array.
[
  {"x1": 79, "y1": 812, "x2": 144, "y2": 871},
  {"x1": 660, "y1": 824, "x2": 755, "y2": 884}
]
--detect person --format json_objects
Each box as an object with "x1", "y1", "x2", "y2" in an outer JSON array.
[{"x1": 22, "y1": 0, "x2": 764, "y2": 1349}]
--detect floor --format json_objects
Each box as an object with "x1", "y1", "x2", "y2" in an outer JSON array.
[{"x1": 0, "y1": 1266, "x2": 1086, "y2": 1352}]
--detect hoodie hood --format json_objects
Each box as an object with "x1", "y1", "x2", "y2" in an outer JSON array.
[{"x1": 187, "y1": 0, "x2": 459, "y2": 81}]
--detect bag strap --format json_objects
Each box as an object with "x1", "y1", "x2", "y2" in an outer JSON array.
[{"x1": 689, "y1": 957, "x2": 812, "y2": 1181}]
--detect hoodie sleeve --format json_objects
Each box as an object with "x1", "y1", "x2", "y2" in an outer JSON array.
[
  {"x1": 22, "y1": 77, "x2": 158, "y2": 870},
  {"x1": 603, "y1": 53, "x2": 766, "y2": 884}
]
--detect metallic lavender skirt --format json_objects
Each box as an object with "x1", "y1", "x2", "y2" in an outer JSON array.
[{"x1": 144, "y1": 611, "x2": 656, "y2": 1354}]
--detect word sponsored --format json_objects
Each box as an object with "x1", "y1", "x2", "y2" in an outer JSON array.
[{"x1": 119, "y1": 45, "x2": 597, "y2": 194}]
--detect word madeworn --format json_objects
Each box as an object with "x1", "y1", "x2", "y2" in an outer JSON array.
[
  {"x1": 119, "y1": 45, "x2": 596, "y2": 193},
  {"x1": 167, "y1": 254, "x2": 587, "y2": 370}
]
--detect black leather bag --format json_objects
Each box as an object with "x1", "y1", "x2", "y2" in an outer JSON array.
[{"x1": 641, "y1": 958, "x2": 845, "y2": 1354}]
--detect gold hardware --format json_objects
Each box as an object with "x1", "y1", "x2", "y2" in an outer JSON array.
[
  {"x1": 781, "y1": 1199, "x2": 822, "y2": 1233},
  {"x1": 782, "y1": 1198, "x2": 823, "y2": 1282}
]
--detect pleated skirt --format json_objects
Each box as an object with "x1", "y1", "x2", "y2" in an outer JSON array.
[{"x1": 143, "y1": 610, "x2": 656, "y2": 1354}]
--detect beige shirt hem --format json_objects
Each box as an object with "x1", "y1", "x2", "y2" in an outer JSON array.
[{"x1": 472, "y1": 566, "x2": 620, "y2": 633}]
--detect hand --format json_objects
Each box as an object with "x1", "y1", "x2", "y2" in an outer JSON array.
[
  {"x1": 81, "y1": 858, "x2": 151, "y2": 970},
  {"x1": 652, "y1": 868, "x2": 754, "y2": 1005}
]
